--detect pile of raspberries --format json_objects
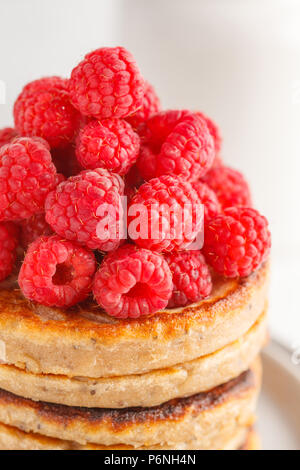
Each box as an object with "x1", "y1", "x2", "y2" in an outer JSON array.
[{"x1": 0, "y1": 46, "x2": 271, "y2": 318}]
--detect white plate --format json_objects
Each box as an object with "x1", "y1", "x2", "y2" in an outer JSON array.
[{"x1": 258, "y1": 341, "x2": 300, "y2": 450}]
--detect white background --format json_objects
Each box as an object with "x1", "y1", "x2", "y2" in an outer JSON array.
[{"x1": 0, "y1": 0, "x2": 299, "y2": 349}]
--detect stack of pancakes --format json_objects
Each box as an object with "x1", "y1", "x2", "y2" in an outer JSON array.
[{"x1": 0, "y1": 262, "x2": 269, "y2": 450}]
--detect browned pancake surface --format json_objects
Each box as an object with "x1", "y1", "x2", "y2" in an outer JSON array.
[
  {"x1": 0, "y1": 263, "x2": 268, "y2": 342},
  {"x1": 0, "y1": 263, "x2": 269, "y2": 377}
]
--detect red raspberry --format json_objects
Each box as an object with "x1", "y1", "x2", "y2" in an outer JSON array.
[
  {"x1": 139, "y1": 110, "x2": 190, "y2": 144},
  {"x1": 196, "y1": 112, "x2": 222, "y2": 156},
  {"x1": 76, "y1": 118, "x2": 140, "y2": 175},
  {"x1": 18, "y1": 235, "x2": 96, "y2": 307},
  {"x1": 191, "y1": 181, "x2": 221, "y2": 222},
  {"x1": 0, "y1": 222, "x2": 19, "y2": 281},
  {"x1": 20, "y1": 213, "x2": 53, "y2": 249},
  {"x1": 126, "y1": 81, "x2": 161, "y2": 130},
  {"x1": 19, "y1": 76, "x2": 69, "y2": 96},
  {"x1": 0, "y1": 128, "x2": 18, "y2": 148},
  {"x1": 93, "y1": 244, "x2": 172, "y2": 318},
  {"x1": 203, "y1": 207, "x2": 271, "y2": 278},
  {"x1": 165, "y1": 250, "x2": 212, "y2": 308},
  {"x1": 137, "y1": 110, "x2": 215, "y2": 182},
  {"x1": 45, "y1": 169, "x2": 124, "y2": 251},
  {"x1": 14, "y1": 77, "x2": 80, "y2": 148},
  {"x1": 69, "y1": 47, "x2": 145, "y2": 119},
  {"x1": 202, "y1": 165, "x2": 252, "y2": 210},
  {"x1": 0, "y1": 137, "x2": 57, "y2": 222},
  {"x1": 128, "y1": 175, "x2": 203, "y2": 252},
  {"x1": 136, "y1": 144, "x2": 158, "y2": 181}
]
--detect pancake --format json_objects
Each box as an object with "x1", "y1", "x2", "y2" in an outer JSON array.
[
  {"x1": 0, "y1": 310, "x2": 267, "y2": 408},
  {"x1": 0, "y1": 262, "x2": 269, "y2": 378},
  {"x1": 0, "y1": 421, "x2": 252, "y2": 450},
  {"x1": 0, "y1": 359, "x2": 261, "y2": 448}
]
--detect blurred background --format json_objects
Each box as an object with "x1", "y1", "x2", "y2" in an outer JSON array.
[{"x1": 1, "y1": 0, "x2": 299, "y2": 348}]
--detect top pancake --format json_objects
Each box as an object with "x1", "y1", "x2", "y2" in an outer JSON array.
[{"x1": 0, "y1": 262, "x2": 269, "y2": 378}]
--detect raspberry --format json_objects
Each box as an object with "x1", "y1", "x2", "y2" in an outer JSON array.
[
  {"x1": 0, "y1": 137, "x2": 57, "y2": 222},
  {"x1": 203, "y1": 207, "x2": 271, "y2": 278},
  {"x1": 139, "y1": 110, "x2": 190, "y2": 144},
  {"x1": 126, "y1": 81, "x2": 161, "y2": 130},
  {"x1": 76, "y1": 118, "x2": 140, "y2": 175},
  {"x1": 0, "y1": 222, "x2": 19, "y2": 281},
  {"x1": 14, "y1": 77, "x2": 80, "y2": 148},
  {"x1": 93, "y1": 244, "x2": 172, "y2": 318},
  {"x1": 128, "y1": 175, "x2": 202, "y2": 252},
  {"x1": 165, "y1": 250, "x2": 212, "y2": 308},
  {"x1": 0, "y1": 128, "x2": 18, "y2": 148},
  {"x1": 202, "y1": 165, "x2": 252, "y2": 210},
  {"x1": 69, "y1": 47, "x2": 145, "y2": 119},
  {"x1": 45, "y1": 169, "x2": 124, "y2": 251},
  {"x1": 18, "y1": 235, "x2": 96, "y2": 307},
  {"x1": 191, "y1": 181, "x2": 221, "y2": 222},
  {"x1": 136, "y1": 144, "x2": 158, "y2": 181},
  {"x1": 19, "y1": 76, "x2": 69, "y2": 96},
  {"x1": 196, "y1": 112, "x2": 222, "y2": 156},
  {"x1": 137, "y1": 110, "x2": 215, "y2": 182},
  {"x1": 20, "y1": 213, "x2": 52, "y2": 249}
]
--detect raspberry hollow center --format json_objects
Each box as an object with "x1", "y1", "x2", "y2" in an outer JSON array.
[
  {"x1": 127, "y1": 282, "x2": 153, "y2": 298},
  {"x1": 53, "y1": 263, "x2": 74, "y2": 285}
]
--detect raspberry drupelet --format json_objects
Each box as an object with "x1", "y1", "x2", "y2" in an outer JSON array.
[
  {"x1": 0, "y1": 137, "x2": 58, "y2": 222},
  {"x1": 76, "y1": 118, "x2": 140, "y2": 175},
  {"x1": 128, "y1": 175, "x2": 203, "y2": 252},
  {"x1": 45, "y1": 168, "x2": 125, "y2": 251},
  {"x1": 19, "y1": 235, "x2": 96, "y2": 307},
  {"x1": 165, "y1": 250, "x2": 212, "y2": 308},
  {"x1": 69, "y1": 47, "x2": 145, "y2": 119},
  {"x1": 137, "y1": 110, "x2": 215, "y2": 182},
  {"x1": 201, "y1": 165, "x2": 252, "y2": 210},
  {"x1": 0, "y1": 222, "x2": 19, "y2": 282},
  {"x1": 203, "y1": 207, "x2": 271, "y2": 278},
  {"x1": 14, "y1": 76, "x2": 80, "y2": 148},
  {"x1": 0, "y1": 127, "x2": 18, "y2": 148},
  {"x1": 93, "y1": 244, "x2": 173, "y2": 318},
  {"x1": 126, "y1": 80, "x2": 161, "y2": 130}
]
